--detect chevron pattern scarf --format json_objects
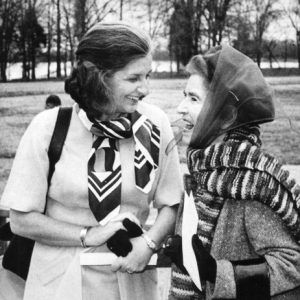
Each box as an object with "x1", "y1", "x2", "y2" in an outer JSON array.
[
  {"x1": 170, "y1": 126, "x2": 300, "y2": 299},
  {"x1": 79, "y1": 109, "x2": 160, "y2": 225}
]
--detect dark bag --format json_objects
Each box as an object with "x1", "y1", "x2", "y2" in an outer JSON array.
[{"x1": 0, "y1": 107, "x2": 72, "y2": 280}]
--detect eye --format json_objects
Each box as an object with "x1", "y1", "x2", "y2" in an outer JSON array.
[
  {"x1": 191, "y1": 97, "x2": 199, "y2": 102},
  {"x1": 127, "y1": 77, "x2": 138, "y2": 83}
]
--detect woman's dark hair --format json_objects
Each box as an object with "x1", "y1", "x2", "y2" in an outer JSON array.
[{"x1": 65, "y1": 22, "x2": 151, "y2": 117}]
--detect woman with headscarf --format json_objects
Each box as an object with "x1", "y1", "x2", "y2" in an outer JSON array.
[
  {"x1": 165, "y1": 45, "x2": 300, "y2": 299},
  {"x1": 0, "y1": 22, "x2": 182, "y2": 300}
]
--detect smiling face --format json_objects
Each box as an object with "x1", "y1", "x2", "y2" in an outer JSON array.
[
  {"x1": 104, "y1": 54, "x2": 152, "y2": 120},
  {"x1": 177, "y1": 73, "x2": 209, "y2": 130}
]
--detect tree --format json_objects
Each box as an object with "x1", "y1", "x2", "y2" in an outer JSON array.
[
  {"x1": 18, "y1": 0, "x2": 46, "y2": 80},
  {"x1": 252, "y1": 0, "x2": 281, "y2": 67},
  {"x1": 231, "y1": 0, "x2": 280, "y2": 67},
  {"x1": 56, "y1": 0, "x2": 61, "y2": 78},
  {"x1": 46, "y1": 0, "x2": 55, "y2": 79},
  {"x1": 0, "y1": 0, "x2": 22, "y2": 82},
  {"x1": 62, "y1": 0, "x2": 76, "y2": 69},
  {"x1": 168, "y1": 0, "x2": 233, "y2": 72},
  {"x1": 204, "y1": 0, "x2": 232, "y2": 47},
  {"x1": 169, "y1": 1, "x2": 194, "y2": 71},
  {"x1": 74, "y1": 0, "x2": 117, "y2": 40},
  {"x1": 230, "y1": 1, "x2": 257, "y2": 58},
  {"x1": 283, "y1": 0, "x2": 300, "y2": 68}
]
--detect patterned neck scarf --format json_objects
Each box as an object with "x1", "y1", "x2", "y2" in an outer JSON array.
[{"x1": 78, "y1": 109, "x2": 160, "y2": 225}]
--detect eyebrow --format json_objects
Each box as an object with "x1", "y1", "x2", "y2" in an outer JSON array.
[
  {"x1": 183, "y1": 90, "x2": 200, "y2": 98},
  {"x1": 129, "y1": 69, "x2": 152, "y2": 76}
]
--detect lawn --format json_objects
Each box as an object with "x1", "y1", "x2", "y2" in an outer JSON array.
[
  {"x1": 1, "y1": 77, "x2": 300, "y2": 198},
  {"x1": 0, "y1": 77, "x2": 300, "y2": 298}
]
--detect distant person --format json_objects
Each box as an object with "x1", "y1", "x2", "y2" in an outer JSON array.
[
  {"x1": 45, "y1": 94, "x2": 61, "y2": 109},
  {"x1": 164, "y1": 45, "x2": 300, "y2": 299},
  {"x1": 0, "y1": 21, "x2": 182, "y2": 300}
]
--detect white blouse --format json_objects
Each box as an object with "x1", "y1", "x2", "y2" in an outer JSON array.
[{"x1": 1, "y1": 101, "x2": 183, "y2": 300}]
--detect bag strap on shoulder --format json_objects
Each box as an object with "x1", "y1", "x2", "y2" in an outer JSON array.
[{"x1": 47, "y1": 107, "x2": 72, "y2": 184}]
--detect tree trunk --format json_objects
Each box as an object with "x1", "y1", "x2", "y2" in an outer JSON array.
[
  {"x1": 297, "y1": 30, "x2": 300, "y2": 69},
  {"x1": 64, "y1": 39, "x2": 68, "y2": 77},
  {"x1": 176, "y1": 58, "x2": 180, "y2": 73},
  {"x1": 56, "y1": 0, "x2": 61, "y2": 78},
  {"x1": 31, "y1": 41, "x2": 36, "y2": 80},
  {"x1": 47, "y1": 1, "x2": 52, "y2": 79},
  {"x1": 0, "y1": 62, "x2": 7, "y2": 82},
  {"x1": 120, "y1": 0, "x2": 123, "y2": 20}
]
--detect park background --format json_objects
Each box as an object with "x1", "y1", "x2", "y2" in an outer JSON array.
[{"x1": 1, "y1": 0, "x2": 300, "y2": 299}]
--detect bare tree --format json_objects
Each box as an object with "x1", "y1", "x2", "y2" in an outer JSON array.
[
  {"x1": 56, "y1": 0, "x2": 61, "y2": 78},
  {"x1": 126, "y1": 0, "x2": 173, "y2": 46},
  {"x1": 74, "y1": 0, "x2": 118, "y2": 40},
  {"x1": 18, "y1": 0, "x2": 46, "y2": 80},
  {"x1": 62, "y1": 0, "x2": 75, "y2": 69},
  {"x1": 230, "y1": 0, "x2": 280, "y2": 67},
  {"x1": 283, "y1": 0, "x2": 300, "y2": 68},
  {"x1": 252, "y1": 0, "x2": 280, "y2": 67},
  {"x1": 0, "y1": 0, "x2": 22, "y2": 82},
  {"x1": 46, "y1": 0, "x2": 55, "y2": 78},
  {"x1": 204, "y1": 0, "x2": 232, "y2": 47},
  {"x1": 120, "y1": 0, "x2": 123, "y2": 20}
]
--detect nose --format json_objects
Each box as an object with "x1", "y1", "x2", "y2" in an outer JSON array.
[
  {"x1": 177, "y1": 98, "x2": 188, "y2": 115},
  {"x1": 137, "y1": 78, "x2": 149, "y2": 96}
]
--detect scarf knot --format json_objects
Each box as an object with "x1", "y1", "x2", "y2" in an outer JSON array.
[
  {"x1": 78, "y1": 108, "x2": 160, "y2": 224},
  {"x1": 90, "y1": 116, "x2": 133, "y2": 139}
]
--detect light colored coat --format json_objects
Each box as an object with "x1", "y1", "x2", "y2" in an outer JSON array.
[{"x1": 1, "y1": 102, "x2": 183, "y2": 300}]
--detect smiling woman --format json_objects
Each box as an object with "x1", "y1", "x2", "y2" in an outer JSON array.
[
  {"x1": 107, "y1": 54, "x2": 152, "y2": 119},
  {"x1": 165, "y1": 45, "x2": 300, "y2": 300},
  {"x1": 0, "y1": 22, "x2": 183, "y2": 300}
]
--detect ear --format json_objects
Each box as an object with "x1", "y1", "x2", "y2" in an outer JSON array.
[{"x1": 220, "y1": 105, "x2": 237, "y2": 130}]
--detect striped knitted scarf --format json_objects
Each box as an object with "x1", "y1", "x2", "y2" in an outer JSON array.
[{"x1": 170, "y1": 126, "x2": 300, "y2": 299}]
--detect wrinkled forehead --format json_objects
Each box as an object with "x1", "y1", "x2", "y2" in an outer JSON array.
[{"x1": 186, "y1": 74, "x2": 209, "y2": 96}]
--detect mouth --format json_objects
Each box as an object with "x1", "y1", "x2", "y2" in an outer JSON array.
[
  {"x1": 127, "y1": 96, "x2": 142, "y2": 104},
  {"x1": 183, "y1": 119, "x2": 194, "y2": 131}
]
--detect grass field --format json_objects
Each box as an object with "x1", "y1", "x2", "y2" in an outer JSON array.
[
  {"x1": 0, "y1": 77, "x2": 300, "y2": 298},
  {"x1": 1, "y1": 77, "x2": 300, "y2": 185},
  {"x1": 1, "y1": 77, "x2": 300, "y2": 198}
]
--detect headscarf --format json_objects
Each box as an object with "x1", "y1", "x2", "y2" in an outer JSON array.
[{"x1": 189, "y1": 44, "x2": 275, "y2": 149}]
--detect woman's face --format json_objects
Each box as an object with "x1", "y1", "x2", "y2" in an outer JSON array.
[
  {"x1": 107, "y1": 54, "x2": 152, "y2": 119},
  {"x1": 177, "y1": 73, "x2": 209, "y2": 130}
]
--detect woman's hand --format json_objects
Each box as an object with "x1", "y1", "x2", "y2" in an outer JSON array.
[
  {"x1": 110, "y1": 236, "x2": 153, "y2": 273},
  {"x1": 85, "y1": 212, "x2": 141, "y2": 247},
  {"x1": 85, "y1": 220, "x2": 124, "y2": 247}
]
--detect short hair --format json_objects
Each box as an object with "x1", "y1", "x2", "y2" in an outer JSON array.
[
  {"x1": 45, "y1": 94, "x2": 61, "y2": 107},
  {"x1": 65, "y1": 22, "x2": 151, "y2": 116}
]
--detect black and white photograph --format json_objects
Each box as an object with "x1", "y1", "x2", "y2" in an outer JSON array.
[{"x1": 1, "y1": 0, "x2": 300, "y2": 299}]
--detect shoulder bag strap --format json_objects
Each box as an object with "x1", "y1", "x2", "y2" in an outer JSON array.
[{"x1": 47, "y1": 107, "x2": 73, "y2": 184}]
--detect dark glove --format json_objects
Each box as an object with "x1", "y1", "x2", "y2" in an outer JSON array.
[
  {"x1": 192, "y1": 234, "x2": 217, "y2": 283},
  {"x1": 163, "y1": 235, "x2": 187, "y2": 273},
  {"x1": 231, "y1": 257, "x2": 270, "y2": 300},
  {"x1": 107, "y1": 218, "x2": 143, "y2": 257},
  {"x1": 123, "y1": 218, "x2": 143, "y2": 237}
]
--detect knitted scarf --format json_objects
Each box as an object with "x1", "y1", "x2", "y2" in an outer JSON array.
[{"x1": 170, "y1": 126, "x2": 300, "y2": 299}]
